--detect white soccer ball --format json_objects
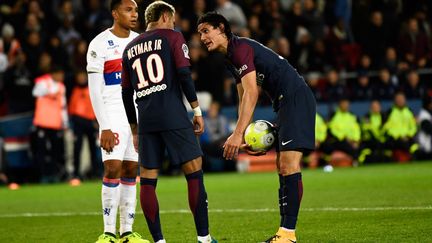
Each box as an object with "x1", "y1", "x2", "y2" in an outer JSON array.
[{"x1": 244, "y1": 120, "x2": 276, "y2": 152}]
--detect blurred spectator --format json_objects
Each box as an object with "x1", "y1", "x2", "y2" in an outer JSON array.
[
  {"x1": 306, "y1": 72, "x2": 325, "y2": 102},
  {"x1": 55, "y1": 0, "x2": 76, "y2": 25},
  {"x1": 71, "y1": 39, "x2": 88, "y2": 71},
  {"x1": 380, "y1": 46, "x2": 409, "y2": 74},
  {"x1": 222, "y1": 75, "x2": 237, "y2": 106},
  {"x1": 263, "y1": 0, "x2": 286, "y2": 39},
  {"x1": 402, "y1": 69, "x2": 426, "y2": 99},
  {"x1": 57, "y1": 16, "x2": 81, "y2": 56},
  {"x1": 357, "y1": 54, "x2": 372, "y2": 76},
  {"x1": 215, "y1": 0, "x2": 247, "y2": 34},
  {"x1": 32, "y1": 66, "x2": 68, "y2": 183},
  {"x1": 68, "y1": 70, "x2": 99, "y2": 181},
  {"x1": 324, "y1": 69, "x2": 347, "y2": 102},
  {"x1": 22, "y1": 31, "x2": 43, "y2": 79},
  {"x1": 374, "y1": 68, "x2": 397, "y2": 100},
  {"x1": 293, "y1": 27, "x2": 313, "y2": 73},
  {"x1": 82, "y1": 0, "x2": 111, "y2": 41},
  {"x1": 334, "y1": 0, "x2": 353, "y2": 42},
  {"x1": 275, "y1": 36, "x2": 293, "y2": 63},
  {"x1": 325, "y1": 98, "x2": 361, "y2": 162},
  {"x1": 359, "y1": 100, "x2": 388, "y2": 163},
  {"x1": 308, "y1": 39, "x2": 330, "y2": 72},
  {"x1": 248, "y1": 15, "x2": 265, "y2": 42},
  {"x1": 382, "y1": 92, "x2": 418, "y2": 160},
  {"x1": 3, "y1": 52, "x2": 34, "y2": 114},
  {"x1": 201, "y1": 101, "x2": 232, "y2": 171},
  {"x1": 0, "y1": 23, "x2": 21, "y2": 69},
  {"x1": 414, "y1": 9, "x2": 431, "y2": 42},
  {"x1": 398, "y1": 18, "x2": 430, "y2": 68},
  {"x1": 302, "y1": 0, "x2": 325, "y2": 41},
  {"x1": 352, "y1": 74, "x2": 373, "y2": 101},
  {"x1": 325, "y1": 18, "x2": 350, "y2": 69},
  {"x1": 416, "y1": 96, "x2": 432, "y2": 160},
  {"x1": 37, "y1": 52, "x2": 52, "y2": 76},
  {"x1": 27, "y1": 0, "x2": 47, "y2": 28},
  {"x1": 182, "y1": 0, "x2": 207, "y2": 39},
  {"x1": 284, "y1": 1, "x2": 303, "y2": 44},
  {"x1": 361, "y1": 11, "x2": 391, "y2": 68},
  {"x1": 23, "y1": 13, "x2": 46, "y2": 43},
  {"x1": 46, "y1": 35, "x2": 70, "y2": 71}
]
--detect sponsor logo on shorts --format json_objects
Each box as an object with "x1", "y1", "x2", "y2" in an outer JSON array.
[{"x1": 282, "y1": 139, "x2": 293, "y2": 146}]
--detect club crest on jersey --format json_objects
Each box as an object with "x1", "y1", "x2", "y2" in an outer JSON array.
[
  {"x1": 182, "y1": 43, "x2": 190, "y2": 59},
  {"x1": 108, "y1": 40, "x2": 114, "y2": 46},
  {"x1": 90, "y1": 51, "x2": 97, "y2": 58}
]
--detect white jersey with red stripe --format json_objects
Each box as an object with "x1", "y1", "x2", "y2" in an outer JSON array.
[{"x1": 87, "y1": 28, "x2": 139, "y2": 126}]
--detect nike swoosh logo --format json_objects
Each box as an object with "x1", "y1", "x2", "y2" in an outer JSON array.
[{"x1": 282, "y1": 140, "x2": 293, "y2": 145}]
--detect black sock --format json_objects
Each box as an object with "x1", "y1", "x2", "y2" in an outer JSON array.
[
  {"x1": 104, "y1": 232, "x2": 116, "y2": 238},
  {"x1": 185, "y1": 170, "x2": 209, "y2": 236},
  {"x1": 278, "y1": 174, "x2": 284, "y2": 226},
  {"x1": 140, "y1": 178, "x2": 163, "y2": 242},
  {"x1": 120, "y1": 231, "x2": 131, "y2": 238},
  {"x1": 280, "y1": 173, "x2": 303, "y2": 229}
]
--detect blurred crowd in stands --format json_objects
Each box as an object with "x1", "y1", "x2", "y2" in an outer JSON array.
[{"x1": 1, "y1": 0, "x2": 432, "y2": 185}]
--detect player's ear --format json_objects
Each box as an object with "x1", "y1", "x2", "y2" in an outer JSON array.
[
  {"x1": 112, "y1": 10, "x2": 118, "y2": 21},
  {"x1": 218, "y1": 23, "x2": 225, "y2": 34}
]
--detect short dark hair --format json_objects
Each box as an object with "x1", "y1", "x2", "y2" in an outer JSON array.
[
  {"x1": 197, "y1": 12, "x2": 232, "y2": 38},
  {"x1": 110, "y1": 0, "x2": 122, "y2": 11},
  {"x1": 145, "y1": 1, "x2": 175, "y2": 25},
  {"x1": 50, "y1": 65, "x2": 64, "y2": 74}
]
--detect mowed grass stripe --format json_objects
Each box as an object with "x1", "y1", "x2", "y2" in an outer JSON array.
[{"x1": 1, "y1": 206, "x2": 431, "y2": 218}]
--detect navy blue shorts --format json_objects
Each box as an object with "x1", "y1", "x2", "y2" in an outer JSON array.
[
  {"x1": 138, "y1": 127, "x2": 203, "y2": 169},
  {"x1": 275, "y1": 85, "x2": 316, "y2": 152}
]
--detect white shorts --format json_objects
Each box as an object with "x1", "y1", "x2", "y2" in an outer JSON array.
[{"x1": 100, "y1": 125, "x2": 138, "y2": 162}]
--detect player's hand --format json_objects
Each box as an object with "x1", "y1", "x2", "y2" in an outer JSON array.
[
  {"x1": 193, "y1": 115, "x2": 204, "y2": 135},
  {"x1": 240, "y1": 144, "x2": 266, "y2": 156},
  {"x1": 223, "y1": 132, "x2": 243, "y2": 160},
  {"x1": 100, "y1": 129, "x2": 115, "y2": 153}
]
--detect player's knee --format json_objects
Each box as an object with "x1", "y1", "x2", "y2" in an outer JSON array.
[
  {"x1": 181, "y1": 157, "x2": 202, "y2": 174},
  {"x1": 278, "y1": 161, "x2": 301, "y2": 175},
  {"x1": 122, "y1": 163, "x2": 139, "y2": 178},
  {"x1": 104, "y1": 166, "x2": 121, "y2": 178}
]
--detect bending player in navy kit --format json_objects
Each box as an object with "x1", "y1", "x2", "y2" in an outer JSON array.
[
  {"x1": 121, "y1": 2, "x2": 216, "y2": 243},
  {"x1": 198, "y1": 13, "x2": 316, "y2": 243}
]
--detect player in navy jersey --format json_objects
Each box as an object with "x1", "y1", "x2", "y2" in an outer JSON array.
[
  {"x1": 198, "y1": 13, "x2": 316, "y2": 243},
  {"x1": 121, "y1": 2, "x2": 216, "y2": 243}
]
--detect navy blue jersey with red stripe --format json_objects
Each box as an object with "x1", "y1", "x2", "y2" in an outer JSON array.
[
  {"x1": 226, "y1": 35, "x2": 307, "y2": 109},
  {"x1": 122, "y1": 29, "x2": 192, "y2": 132}
]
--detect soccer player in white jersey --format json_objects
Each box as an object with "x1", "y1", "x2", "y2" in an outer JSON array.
[{"x1": 86, "y1": 1, "x2": 148, "y2": 243}]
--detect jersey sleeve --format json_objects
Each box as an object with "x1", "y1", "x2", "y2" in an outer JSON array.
[
  {"x1": 86, "y1": 38, "x2": 105, "y2": 73},
  {"x1": 170, "y1": 31, "x2": 191, "y2": 68},
  {"x1": 121, "y1": 50, "x2": 131, "y2": 89},
  {"x1": 231, "y1": 42, "x2": 255, "y2": 82},
  {"x1": 121, "y1": 50, "x2": 137, "y2": 124}
]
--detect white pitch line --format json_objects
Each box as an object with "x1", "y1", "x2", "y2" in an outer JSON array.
[{"x1": 0, "y1": 206, "x2": 431, "y2": 218}]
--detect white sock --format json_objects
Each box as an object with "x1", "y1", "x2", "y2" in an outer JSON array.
[
  {"x1": 155, "y1": 239, "x2": 166, "y2": 243},
  {"x1": 198, "y1": 234, "x2": 212, "y2": 242},
  {"x1": 102, "y1": 178, "x2": 121, "y2": 234},
  {"x1": 119, "y1": 178, "x2": 137, "y2": 235}
]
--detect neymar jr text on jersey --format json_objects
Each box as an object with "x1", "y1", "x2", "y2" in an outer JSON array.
[{"x1": 127, "y1": 39, "x2": 162, "y2": 60}]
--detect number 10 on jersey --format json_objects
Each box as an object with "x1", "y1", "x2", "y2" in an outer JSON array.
[{"x1": 132, "y1": 53, "x2": 164, "y2": 89}]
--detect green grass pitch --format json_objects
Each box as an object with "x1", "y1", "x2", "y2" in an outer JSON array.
[{"x1": 1, "y1": 161, "x2": 431, "y2": 242}]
